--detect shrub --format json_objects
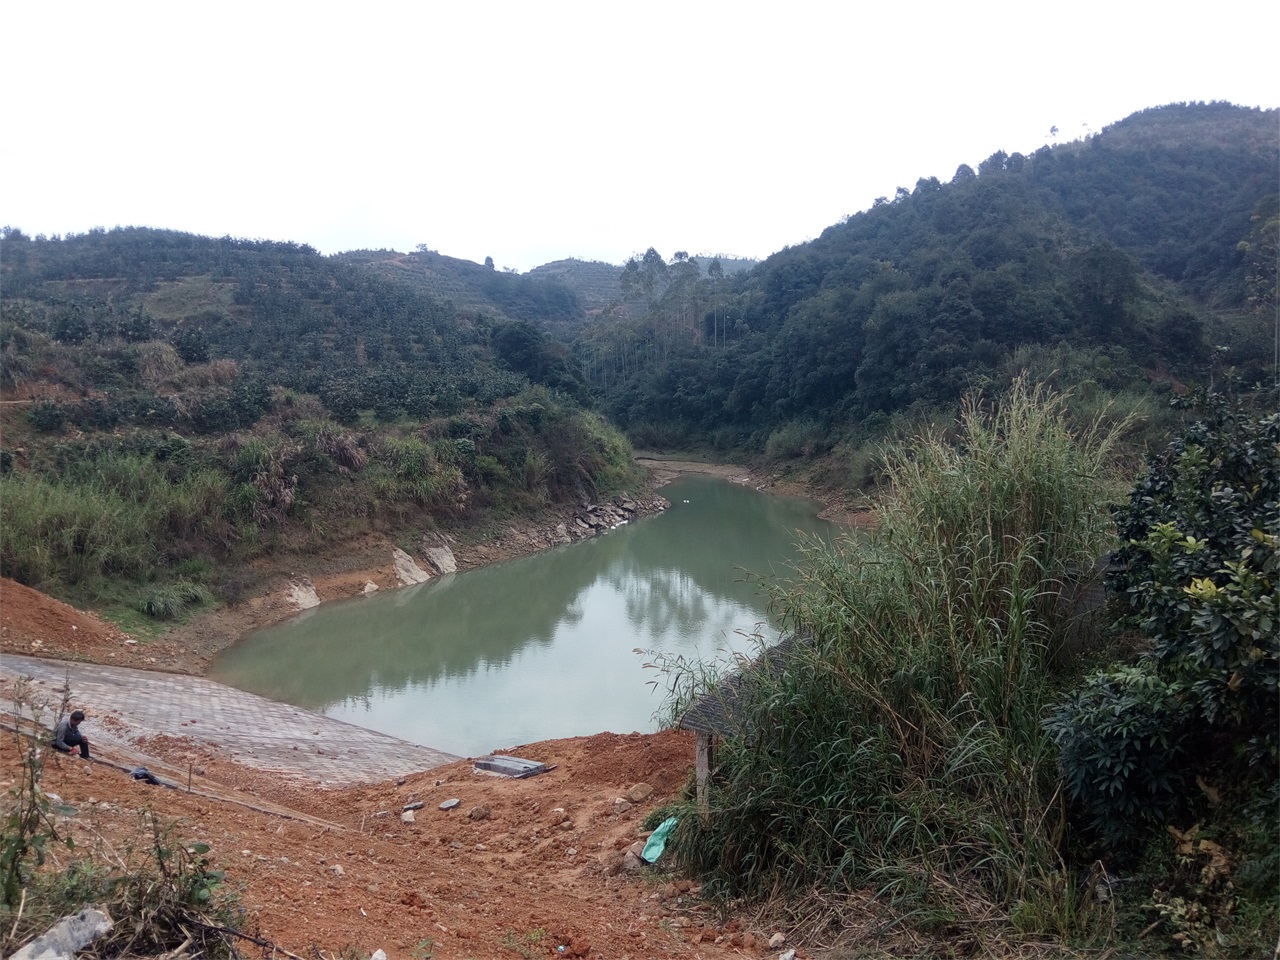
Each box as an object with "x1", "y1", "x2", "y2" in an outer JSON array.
[
  {"x1": 1045, "y1": 665, "x2": 1194, "y2": 849},
  {"x1": 1049, "y1": 393, "x2": 1279, "y2": 851},
  {"x1": 27, "y1": 399, "x2": 66, "y2": 433}
]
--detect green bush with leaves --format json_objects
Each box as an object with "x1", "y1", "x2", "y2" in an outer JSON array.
[
  {"x1": 1049, "y1": 392, "x2": 1279, "y2": 850},
  {"x1": 1045, "y1": 665, "x2": 1193, "y2": 848}
]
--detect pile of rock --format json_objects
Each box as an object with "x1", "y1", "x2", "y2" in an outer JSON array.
[{"x1": 458, "y1": 494, "x2": 670, "y2": 565}]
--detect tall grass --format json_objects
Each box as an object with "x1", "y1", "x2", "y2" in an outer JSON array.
[
  {"x1": 0, "y1": 473, "x2": 159, "y2": 586},
  {"x1": 0, "y1": 453, "x2": 235, "y2": 590},
  {"x1": 670, "y1": 379, "x2": 1128, "y2": 946}
]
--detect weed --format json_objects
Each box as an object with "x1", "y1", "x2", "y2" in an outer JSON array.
[
  {"x1": 499, "y1": 927, "x2": 546, "y2": 958},
  {"x1": 1, "y1": 679, "x2": 75, "y2": 906}
]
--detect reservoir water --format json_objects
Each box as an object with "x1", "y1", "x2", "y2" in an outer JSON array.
[{"x1": 208, "y1": 474, "x2": 841, "y2": 757}]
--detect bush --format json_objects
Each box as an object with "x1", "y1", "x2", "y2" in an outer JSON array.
[
  {"x1": 1045, "y1": 665, "x2": 1194, "y2": 849},
  {"x1": 1049, "y1": 392, "x2": 1279, "y2": 852},
  {"x1": 27, "y1": 399, "x2": 66, "y2": 433}
]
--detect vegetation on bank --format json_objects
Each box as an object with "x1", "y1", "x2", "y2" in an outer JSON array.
[{"x1": 657, "y1": 382, "x2": 1277, "y2": 956}]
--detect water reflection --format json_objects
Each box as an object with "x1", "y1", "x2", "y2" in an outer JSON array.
[{"x1": 209, "y1": 475, "x2": 841, "y2": 756}]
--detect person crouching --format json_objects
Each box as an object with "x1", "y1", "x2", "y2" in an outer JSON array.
[{"x1": 52, "y1": 709, "x2": 90, "y2": 759}]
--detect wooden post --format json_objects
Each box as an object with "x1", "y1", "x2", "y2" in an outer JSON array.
[{"x1": 695, "y1": 732, "x2": 713, "y2": 824}]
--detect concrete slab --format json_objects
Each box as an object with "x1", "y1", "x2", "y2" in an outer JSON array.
[{"x1": 0, "y1": 654, "x2": 461, "y2": 788}]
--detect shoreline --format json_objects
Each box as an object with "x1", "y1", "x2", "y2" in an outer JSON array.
[{"x1": 2, "y1": 459, "x2": 871, "y2": 677}]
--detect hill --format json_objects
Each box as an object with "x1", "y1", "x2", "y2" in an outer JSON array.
[
  {"x1": 0, "y1": 228, "x2": 638, "y2": 618},
  {"x1": 337, "y1": 247, "x2": 589, "y2": 329},
  {"x1": 572, "y1": 102, "x2": 1277, "y2": 457}
]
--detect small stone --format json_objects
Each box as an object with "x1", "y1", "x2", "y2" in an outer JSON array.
[
  {"x1": 468, "y1": 805, "x2": 491, "y2": 821},
  {"x1": 779, "y1": 950, "x2": 797, "y2": 960},
  {"x1": 401, "y1": 810, "x2": 416, "y2": 823},
  {"x1": 626, "y1": 782, "x2": 654, "y2": 803},
  {"x1": 613, "y1": 797, "x2": 632, "y2": 814},
  {"x1": 403, "y1": 800, "x2": 425, "y2": 811},
  {"x1": 769, "y1": 932, "x2": 786, "y2": 948},
  {"x1": 439, "y1": 798, "x2": 461, "y2": 811},
  {"x1": 332, "y1": 865, "x2": 345, "y2": 877}
]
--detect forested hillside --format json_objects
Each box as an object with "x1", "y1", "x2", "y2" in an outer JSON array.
[
  {"x1": 575, "y1": 102, "x2": 1276, "y2": 457},
  {"x1": 0, "y1": 229, "x2": 636, "y2": 616}
]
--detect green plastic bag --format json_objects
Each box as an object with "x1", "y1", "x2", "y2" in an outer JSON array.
[{"x1": 641, "y1": 815, "x2": 678, "y2": 863}]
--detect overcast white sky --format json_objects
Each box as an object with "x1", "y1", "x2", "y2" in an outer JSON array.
[{"x1": 5, "y1": 2, "x2": 1276, "y2": 272}]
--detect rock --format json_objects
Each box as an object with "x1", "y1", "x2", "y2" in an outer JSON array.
[
  {"x1": 392, "y1": 548, "x2": 431, "y2": 585},
  {"x1": 12, "y1": 907, "x2": 113, "y2": 960},
  {"x1": 287, "y1": 579, "x2": 321, "y2": 610},
  {"x1": 331, "y1": 864, "x2": 345, "y2": 877},
  {"x1": 403, "y1": 800, "x2": 425, "y2": 811},
  {"x1": 621, "y1": 851, "x2": 646, "y2": 873},
  {"x1": 420, "y1": 539, "x2": 458, "y2": 575},
  {"x1": 371, "y1": 951, "x2": 387, "y2": 960},
  {"x1": 439, "y1": 798, "x2": 461, "y2": 811},
  {"x1": 613, "y1": 797, "x2": 632, "y2": 814},
  {"x1": 626, "y1": 782, "x2": 654, "y2": 803},
  {"x1": 768, "y1": 932, "x2": 786, "y2": 948},
  {"x1": 778, "y1": 950, "x2": 797, "y2": 960},
  {"x1": 468, "y1": 805, "x2": 491, "y2": 821},
  {"x1": 401, "y1": 810, "x2": 416, "y2": 823},
  {"x1": 362, "y1": 581, "x2": 379, "y2": 595},
  {"x1": 627, "y1": 840, "x2": 647, "y2": 859}
]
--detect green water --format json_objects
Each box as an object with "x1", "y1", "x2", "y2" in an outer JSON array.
[{"x1": 208, "y1": 474, "x2": 843, "y2": 757}]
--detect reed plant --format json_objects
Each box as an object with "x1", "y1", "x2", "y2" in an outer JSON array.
[{"x1": 670, "y1": 379, "x2": 1129, "y2": 947}]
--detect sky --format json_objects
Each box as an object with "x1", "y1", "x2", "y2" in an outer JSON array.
[{"x1": 5, "y1": 2, "x2": 1277, "y2": 273}]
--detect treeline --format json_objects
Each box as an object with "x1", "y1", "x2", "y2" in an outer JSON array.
[{"x1": 572, "y1": 103, "x2": 1276, "y2": 454}]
